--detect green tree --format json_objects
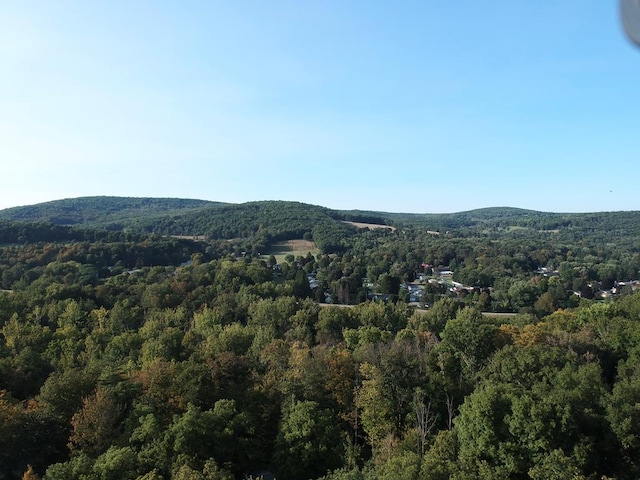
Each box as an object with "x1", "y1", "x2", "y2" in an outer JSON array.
[
  {"x1": 608, "y1": 350, "x2": 640, "y2": 475},
  {"x1": 455, "y1": 346, "x2": 618, "y2": 479},
  {"x1": 528, "y1": 449, "x2": 586, "y2": 480},
  {"x1": 274, "y1": 400, "x2": 343, "y2": 480},
  {"x1": 423, "y1": 297, "x2": 458, "y2": 336},
  {"x1": 418, "y1": 430, "x2": 458, "y2": 480},
  {"x1": 292, "y1": 269, "x2": 313, "y2": 299},
  {"x1": 92, "y1": 446, "x2": 138, "y2": 480},
  {"x1": 440, "y1": 307, "x2": 498, "y2": 377},
  {"x1": 356, "y1": 363, "x2": 395, "y2": 455},
  {"x1": 0, "y1": 390, "x2": 23, "y2": 479},
  {"x1": 379, "y1": 274, "x2": 400, "y2": 296}
]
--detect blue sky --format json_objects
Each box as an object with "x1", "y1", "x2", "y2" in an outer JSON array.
[{"x1": 1, "y1": 1, "x2": 638, "y2": 213}]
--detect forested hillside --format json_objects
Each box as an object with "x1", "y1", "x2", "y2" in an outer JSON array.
[
  {"x1": 0, "y1": 199, "x2": 368, "y2": 254},
  {"x1": 2, "y1": 199, "x2": 640, "y2": 479},
  {"x1": 0, "y1": 197, "x2": 221, "y2": 228},
  {"x1": 4, "y1": 197, "x2": 640, "y2": 245}
]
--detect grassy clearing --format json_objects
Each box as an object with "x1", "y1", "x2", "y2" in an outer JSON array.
[
  {"x1": 266, "y1": 239, "x2": 319, "y2": 263},
  {"x1": 169, "y1": 235, "x2": 207, "y2": 241},
  {"x1": 482, "y1": 312, "x2": 518, "y2": 319},
  {"x1": 341, "y1": 221, "x2": 396, "y2": 231}
]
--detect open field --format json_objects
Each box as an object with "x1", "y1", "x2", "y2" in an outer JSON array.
[
  {"x1": 267, "y1": 239, "x2": 318, "y2": 262},
  {"x1": 481, "y1": 311, "x2": 519, "y2": 319},
  {"x1": 341, "y1": 220, "x2": 396, "y2": 231},
  {"x1": 169, "y1": 235, "x2": 207, "y2": 241}
]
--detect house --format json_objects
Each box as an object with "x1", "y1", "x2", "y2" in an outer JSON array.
[
  {"x1": 307, "y1": 274, "x2": 319, "y2": 289},
  {"x1": 535, "y1": 267, "x2": 559, "y2": 277}
]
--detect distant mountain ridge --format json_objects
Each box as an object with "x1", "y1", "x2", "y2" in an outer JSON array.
[
  {"x1": 0, "y1": 197, "x2": 552, "y2": 227},
  {"x1": 0, "y1": 198, "x2": 537, "y2": 237},
  {"x1": 2, "y1": 197, "x2": 640, "y2": 249}
]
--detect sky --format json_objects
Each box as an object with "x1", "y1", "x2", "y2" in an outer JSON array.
[{"x1": 1, "y1": 1, "x2": 639, "y2": 214}]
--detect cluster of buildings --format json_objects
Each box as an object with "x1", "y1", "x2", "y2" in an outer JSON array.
[{"x1": 575, "y1": 280, "x2": 640, "y2": 300}]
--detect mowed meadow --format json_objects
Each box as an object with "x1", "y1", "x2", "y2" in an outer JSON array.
[{"x1": 266, "y1": 239, "x2": 318, "y2": 262}]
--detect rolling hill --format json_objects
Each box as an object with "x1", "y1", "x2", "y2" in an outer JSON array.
[
  {"x1": 2, "y1": 197, "x2": 640, "y2": 251},
  {"x1": 0, "y1": 196, "x2": 223, "y2": 227}
]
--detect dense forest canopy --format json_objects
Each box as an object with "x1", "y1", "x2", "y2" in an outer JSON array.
[
  {"x1": 0, "y1": 197, "x2": 222, "y2": 227},
  {"x1": 2, "y1": 197, "x2": 640, "y2": 479}
]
